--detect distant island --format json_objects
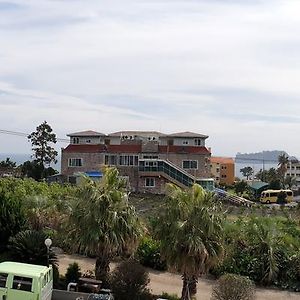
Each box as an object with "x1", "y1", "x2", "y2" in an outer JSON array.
[{"x1": 235, "y1": 150, "x2": 296, "y2": 163}]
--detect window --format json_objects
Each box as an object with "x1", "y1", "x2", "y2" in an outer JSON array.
[
  {"x1": 145, "y1": 177, "x2": 155, "y2": 187},
  {"x1": 0, "y1": 273, "x2": 8, "y2": 288},
  {"x1": 119, "y1": 155, "x2": 138, "y2": 166},
  {"x1": 72, "y1": 137, "x2": 79, "y2": 144},
  {"x1": 145, "y1": 161, "x2": 157, "y2": 167},
  {"x1": 182, "y1": 160, "x2": 198, "y2": 169},
  {"x1": 221, "y1": 174, "x2": 227, "y2": 178},
  {"x1": 194, "y1": 139, "x2": 202, "y2": 146},
  {"x1": 105, "y1": 155, "x2": 118, "y2": 165},
  {"x1": 143, "y1": 155, "x2": 158, "y2": 159},
  {"x1": 68, "y1": 158, "x2": 82, "y2": 167},
  {"x1": 12, "y1": 276, "x2": 32, "y2": 292},
  {"x1": 182, "y1": 140, "x2": 189, "y2": 145},
  {"x1": 216, "y1": 168, "x2": 220, "y2": 173},
  {"x1": 86, "y1": 139, "x2": 91, "y2": 143}
]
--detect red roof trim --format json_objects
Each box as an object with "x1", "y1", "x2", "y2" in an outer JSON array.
[
  {"x1": 63, "y1": 144, "x2": 107, "y2": 153},
  {"x1": 158, "y1": 145, "x2": 211, "y2": 154},
  {"x1": 107, "y1": 145, "x2": 142, "y2": 153}
]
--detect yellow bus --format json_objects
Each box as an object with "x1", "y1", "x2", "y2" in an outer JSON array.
[
  {"x1": 0, "y1": 262, "x2": 53, "y2": 300},
  {"x1": 260, "y1": 189, "x2": 293, "y2": 204}
]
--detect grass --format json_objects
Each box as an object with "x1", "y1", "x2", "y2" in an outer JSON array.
[{"x1": 129, "y1": 193, "x2": 300, "y2": 222}]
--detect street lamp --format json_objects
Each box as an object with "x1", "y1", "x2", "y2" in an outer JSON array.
[{"x1": 44, "y1": 238, "x2": 52, "y2": 267}]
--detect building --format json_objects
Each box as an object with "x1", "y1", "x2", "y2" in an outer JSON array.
[
  {"x1": 61, "y1": 130, "x2": 214, "y2": 193},
  {"x1": 210, "y1": 157, "x2": 235, "y2": 186},
  {"x1": 286, "y1": 159, "x2": 300, "y2": 188}
]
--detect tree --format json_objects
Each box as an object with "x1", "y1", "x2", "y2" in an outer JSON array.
[
  {"x1": 28, "y1": 121, "x2": 58, "y2": 167},
  {"x1": 68, "y1": 167, "x2": 142, "y2": 286},
  {"x1": 155, "y1": 184, "x2": 224, "y2": 300},
  {"x1": 284, "y1": 175, "x2": 297, "y2": 189},
  {"x1": 20, "y1": 160, "x2": 58, "y2": 180},
  {"x1": 256, "y1": 168, "x2": 280, "y2": 184},
  {"x1": 233, "y1": 180, "x2": 249, "y2": 196},
  {"x1": 110, "y1": 260, "x2": 150, "y2": 300},
  {"x1": 278, "y1": 153, "x2": 289, "y2": 185},
  {"x1": 20, "y1": 160, "x2": 45, "y2": 180},
  {"x1": 240, "y1": 166, "x2": 254, "y2": 180},
  {"x1": 0, "y1": 158, "x2": 16, "y2": 169}
]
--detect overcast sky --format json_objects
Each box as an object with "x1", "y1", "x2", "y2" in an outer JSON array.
[{"x1": 1, "y1": 0, "x2": 300, "y2": 157}]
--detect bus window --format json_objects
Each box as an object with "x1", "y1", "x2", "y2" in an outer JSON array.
[
  {"x1": 0, "y1": 273, "x2": 8, "y2": 288},
  {"x1": 287, "y1": 191, "x2": 293, "y2": 196},
  {"x1": 270, "y1": 192, "x2": 277, "y2": 197},
  {"x1": 12, "y1": 276, "x2": 33, "y2": 292}
]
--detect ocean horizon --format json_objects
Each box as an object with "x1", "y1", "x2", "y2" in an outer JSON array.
[{"x1": 0, "y1": 153, "x2": 61, "y2": 171}]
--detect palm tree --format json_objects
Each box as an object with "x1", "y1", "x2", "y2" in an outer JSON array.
[
  {"x1": 278, "y1": 153, "x2": 289, "y2": 186},
  {"x1": 284, "y1": 175, "x2": 297, "y2": 189},
  {"x1": 154, "y1": 184, "x2": 224, "y2": 300},
  {"x1": 68, "y1": 167, "x2": 142, "y2": 285},
  {"x1": 246, "y1": 217, "x2": 285, "y2": 284}
]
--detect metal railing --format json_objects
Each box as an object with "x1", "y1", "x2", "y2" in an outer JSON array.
[{"x1": 138, "y1": 159, "x2": 214, "y2": 190}]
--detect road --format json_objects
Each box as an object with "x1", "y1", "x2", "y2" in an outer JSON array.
[{"x1": 58, "y1": 253, "x2": 300, "y2": 300}]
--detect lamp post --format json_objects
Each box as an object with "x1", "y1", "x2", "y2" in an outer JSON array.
[{"x1": 44, "y1": 238, "x2": 52, "y2": 267}]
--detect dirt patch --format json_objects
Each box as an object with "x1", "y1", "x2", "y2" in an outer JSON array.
[{"x1": 58, "y1": 254, "x2": 300, "y2": 300}]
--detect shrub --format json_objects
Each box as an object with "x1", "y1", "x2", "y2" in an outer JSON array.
[
  {"x1": 137, "y1": 237, "x2": 167, "y2": 271},
  {"x1": 0, "y1": 190, "x2": 25, "y2": 251},
  {"x1": 110, "y1": 260, "x2": 150, "y2": 300},
  {"x1": 8, "y1": 230, "x2": 58, "y2": 267},
  {"x1": 211, "y1": 274, "x2": 255, "y2": 300},
  {"x1": 65, "y1": 262, "x2": 82, "y2": 283},
  {"x1": 159, "y1": 292, "x2": 180, "y2": 300}
]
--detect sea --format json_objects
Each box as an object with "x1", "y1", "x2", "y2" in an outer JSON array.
[
  {"x1": 235, "y1": 161, "x2": 277, "y2": 179},
  {"x1": 0, "y1": 153, "x2": 61, "y2": 171}
]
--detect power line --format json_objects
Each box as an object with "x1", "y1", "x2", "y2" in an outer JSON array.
[{"x1": 0, "y1": 129, "x2": 69, "y2": 143}]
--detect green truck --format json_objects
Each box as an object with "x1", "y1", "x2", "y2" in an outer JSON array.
[{"x1": 0, "y1": 262, "x2": 53, "y2": 300}]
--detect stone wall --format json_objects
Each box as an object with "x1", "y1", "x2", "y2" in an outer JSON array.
[{"x1": 61, "y1": 152, "x2": 104, "y2": 176}]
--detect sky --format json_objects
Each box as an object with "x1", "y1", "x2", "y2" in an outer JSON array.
[{"x1": 1, "y1": 0, "x2": 300, "y2": 157}]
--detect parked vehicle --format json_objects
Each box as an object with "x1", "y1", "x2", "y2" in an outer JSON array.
[
  {"x1": 260, "y1": 189, "x2": 293, "y2": 204},
  {"x1": 0, "y1": 261, "x2": 53, "y2": 300}
]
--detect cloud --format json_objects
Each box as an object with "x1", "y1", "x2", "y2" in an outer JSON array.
[{"x1": 1, "y1": 0, "x2": 300, "y2": 156}]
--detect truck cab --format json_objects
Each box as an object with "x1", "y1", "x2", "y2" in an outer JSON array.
[{"x1": 0, "y1": 262, "x2": 53, "y2": 300}]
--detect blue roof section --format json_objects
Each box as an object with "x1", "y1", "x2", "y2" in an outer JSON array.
[{"x1": 85, "y1": 171, "x2": 103, "y2": 177}]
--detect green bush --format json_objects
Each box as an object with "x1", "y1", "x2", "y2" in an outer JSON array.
[
  {"x1": 136, "y1": 237, "x2": 167, "y2": 271},
  {"x1": 211, "y1": 216, "x2": 300, "y2": 290},
  {"x1": 65, "y1": 262, "x2": 82, "y2": 284},
  {"x1": 8, "y1": 230, "x2": 58, "y2": 267},
  {"x1": 159, "y1": 292, "x2": 180, "y2": 300},
  {"x1": 0, "y1": 189, "x2": 25, "y2": 251},
  {"x1": 110, "y1": 260, "x2": 151, "y2": 300},
  {"x1": 211, "y1": 274, "x2": 255, "y2": 300}
]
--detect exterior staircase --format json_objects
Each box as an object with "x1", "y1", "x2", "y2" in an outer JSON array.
[
  {"x1": 138, "y1": 159, "x2": 214, "y2": 190},
  {"x1": 215, "y1": 188, "x2": 255, "y2": 206}
]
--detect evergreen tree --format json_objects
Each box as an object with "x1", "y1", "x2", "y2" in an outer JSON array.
[{"x1": 28, "y1": 121, "x2": 58, "y2": 166}]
